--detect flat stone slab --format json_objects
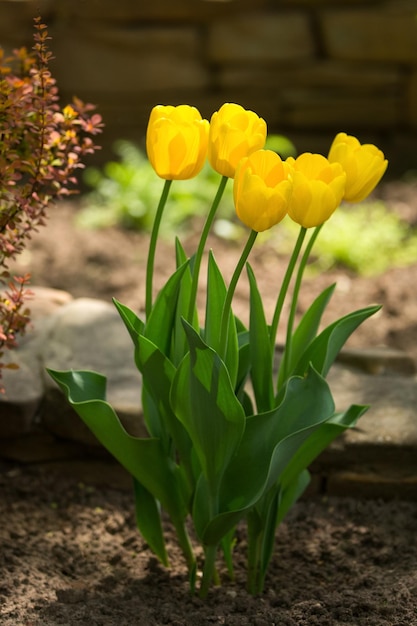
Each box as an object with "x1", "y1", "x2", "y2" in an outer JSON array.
[{"x1": 329, "y1": 364, "x2": 417, "y2": 449}]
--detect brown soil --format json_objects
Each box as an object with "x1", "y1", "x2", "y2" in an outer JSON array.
[
  {"x1": 3, "y1": 179, "x2": 417, "y2": 624},
  {"x1": 1, "y1": 462, "x2": 417, "y2": 626}
]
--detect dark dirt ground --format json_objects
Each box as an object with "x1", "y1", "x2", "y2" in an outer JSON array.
[
  {"x1": 1, "y1": 462, "x2": 417, "y2": 626},
  {"x1": 2, "y1": 179, "x2": 417, "y2": 625}
]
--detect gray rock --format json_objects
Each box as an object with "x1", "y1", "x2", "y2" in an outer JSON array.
[
  {"x1": 329, "y1": 363, "x2": 417, "y2": 448},
  {"x1": 0, "y1": 288, "x2": 73, "y2": 438},
  {"x1": 42, "y1": 297, "x2": 144, "y2": 444}
]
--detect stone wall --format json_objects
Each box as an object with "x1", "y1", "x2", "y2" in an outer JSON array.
[{"x1": 2, "y1": 0, "x2": 417, "y2": 172}]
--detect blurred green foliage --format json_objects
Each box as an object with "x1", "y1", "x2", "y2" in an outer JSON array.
[
  {"x1": 314, "y1": 202, "x2": 417, "y2": 275},
  {"x1": 79, "y1": 140, "x2": 234, "y2": 233},
  {"x1": 79, "y1": 140, "x2": 417, "y2": 276},
  {"x1": 277, "y1": 202, "x2": 417, "y2": 276}
]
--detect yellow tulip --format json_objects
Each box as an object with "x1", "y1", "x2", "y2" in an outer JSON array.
[
  {"x1": 146, "y1": 105, "x2": 209, "y2": 180},
  {"x1": 233, "y1": 150, "x2": 292, "y2": 232},
  {"x1": 328, "y1": 132, "x2": 388, "y2": 202},
  {"x1": 287, "y1": 153, "x2": 346, "y2": 229},
  {"x1": 208, "y1": 103, "x2": 267, "y2": 178}
]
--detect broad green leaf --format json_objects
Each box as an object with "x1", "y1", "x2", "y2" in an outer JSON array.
[
  {"x1": 172, "y1": 254, "x2": 199, "y2": 366},
  {"x1": 236, "y1": 330, "x2": 250, "y2": 401},
  {"x1": 221, "y1": 527, "x2": 236, "y2": 580},
  {"x1": 276, "y1": 469, "x2": 311, "y2": 526},
  {"x1": 113, "y1": 298, "x2": 145, "y2": 344},
  {"x1": 112, "y1": 299, "x2": 147, "y2": 375},
  {"x1": 135, "y1": 334, "x2": 193, "y2": 479},
  {"x1": 247, "y1": 263, "x2": 274, "y2": 412},
  {"x1": 204, "y1": 251, "x2": 239, "y2": 387},
  {"x1": 292, "y1": 305, "x2": 381, "y2": 379},
  {"x1": 278, "y1": 403, "x2": 367, "y2": 496},
  {"x1": 144, "y1": 261, "x2": 189, "y2": 357},
  {"x1": 192, "y1": 473, "x2": 212, "y2": 540},
  {"x1": 204, "y1": 251, "x2": 226, "y2": 352},
  {"x1": 133, "y1": 478, "x2": 168, "y2": 566},
  {"x1": 277, "y1": 284, "x2": 335, "y2": 387},
  {"x1": 111, "y1": 300, "x2": 193, "y2": 463},
  {"x1": 200, "y1": 367, "x2": 335, "y2": 544},
  {"x1": 171, "y1": 321, "x2": 245, "y2": 500},
  {"x1": 256, "y1": 488, "x2": 280, "y2": 595},
  {"x1": 246, "y1": 507, "x2": 264, "y2": 595},
  {"x1": 175, "y1": 236, "x2": 188, "y2": 268},
  {"x1": 141, "y1": 385, "x2": 164, "y2": 443},
  {"x1": 47, "y1": 369, "x2": 187, "y2": 524}
]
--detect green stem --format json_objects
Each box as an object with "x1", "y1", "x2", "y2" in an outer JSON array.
[
  {"x1": 187, "y1": 175, "x2": 229, "y2": 324},
  {"x1": 269, "y1": 227, "x2": 307, "y2": 355},
  {"x1": 246, "y1": 513, "x2": 262, "y2": 595},
  {"x1": 145, "y1": 179, "x2": 172, "y2": 318},
  {"x1": 173, "y1": 517, "x2": 197, "y2": 590},
  {"x1": 219, "y1": 229, "x2": 258, "y2": 359},
  {"x1": 199, "y1": 544, "x2": 219, "y2": 598},
  {"x1": 280, "y1": 225, "x2": 322, "y2": 383}
]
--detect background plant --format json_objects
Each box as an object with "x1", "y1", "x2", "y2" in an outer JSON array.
[{"x1": 0, "y1": 17, "x2": 102, "y2": 390}]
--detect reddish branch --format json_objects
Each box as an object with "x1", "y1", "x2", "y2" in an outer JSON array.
[{"x1": 0, "y1": 17, "x2": 103, "y2": 390}]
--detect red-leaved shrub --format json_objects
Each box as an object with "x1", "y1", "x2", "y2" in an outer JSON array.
[{"x1": 0, "y1": 17, "x2": 103, "y2": 390}]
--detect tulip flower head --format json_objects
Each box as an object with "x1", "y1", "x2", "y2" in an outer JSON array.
[
  {"x1": 234, "y1": 150, "x2": 293, "y2": 232},
  {"x1": 146, "y1": 104, "x2": 209, "y2": 180},
  {"x1": 328, "y1": 132, "x2": 388, "y2": 203},
  {"x1": 208, "y1": 103, "x2": 267, "y2": 179},
  {"x1": 286, "y1": 153, "x2": 346, "y2": 229}
]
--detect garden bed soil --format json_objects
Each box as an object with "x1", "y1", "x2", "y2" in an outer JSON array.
[
  {"x1": 1, "y1": 461, "x2": 417, "y2": 626},
  {"x1": 3, "y1": 179, "x2": 417, "y2": 624}
]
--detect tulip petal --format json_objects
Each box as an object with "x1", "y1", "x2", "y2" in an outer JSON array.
[
  {"x1": 146, "y1": 105, "x2": 209, "y2": 180},
  {"x1": 328, "y1": 133, "x2": 388, "y2": 202},
  {"x1": 208, "y1": 104, "x2": 267, "y2": 178}
]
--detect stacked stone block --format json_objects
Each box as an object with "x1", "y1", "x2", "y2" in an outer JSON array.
[{"x1": 1, "y1": 0, "x2": 417, "y2": 170}]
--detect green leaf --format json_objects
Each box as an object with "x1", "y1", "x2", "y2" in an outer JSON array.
[
  {"x1": 256, "y1": 488, "x2": 280, "y2": 594},
  {"x1": 47, "y1": 369, "x2": 187, "y2": 524},
  {"x1": 274, "y1": 404, "x2": 367, "y2": 528},
  {"x1": 243, "y1": 469, "x2": 311, "y2": 593},
  {"x1": 277, "y1": 284, "x2": 336, "y2": 387},
  {"x1": 170, "y1": 321, "x2": 245, "y2": 501},
  {"x1": 236, "y1": 330, "x2": 250, "y2": 403},
  {"x1": 292, "y1": 305, "x2": 381, "y2": 379},
  {"x1": 135, "y1": 335, "x2": 192, "y2": 468},
  {"x1": 172, "y1": 256, "x2": 199, "y2": 366},
  {"x1": 204, "y1": 251, "x2": 239, "y2": 387},
  {"x1": 247, "y1": 263, "x2": 274, "y2": 412},
  {"x1": 201, "y1": 366, "x2": 335, "y2": 544},
  {"x1": 276, "y1": 469, "x2": 311, "y2": 526},
  {"x1": 133, "y1": 478, "x2": 168, "y2": 566},
  {"x1": 113, "y1": 298, "x2": 145, "y2": 343},
  {"x1": 175, "y1": 236, "x2": 188, "y2": 268},
  {"x1": 278, "y1": 403, "x2": 367, "y2": 498},
  {"x1": 144, "y1": 261, "x2": 190, "y2": 358}
]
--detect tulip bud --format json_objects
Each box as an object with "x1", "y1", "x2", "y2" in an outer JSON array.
[
  {"x1": 146, "y1": 105, "x2": 209, "y2": 180},
  {"x1": 208, "y1": 103, "x2": 267, "y2": 179},
  {"x1": 233, "y1": 150, "x2": 292, "y2": 232},
  {"x1": 328, "y1": 133, "x2": 388, "y2": 202},
  {"x1": 287, "y1": 153, "x2": 346, "y2": 229}
]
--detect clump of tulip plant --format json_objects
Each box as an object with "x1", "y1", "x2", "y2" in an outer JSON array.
[
  {"x1": 48, "y1": 103, "x2": 388, "y2": 596},
  {"x1": 0, "y1": 18, "x2": 102, "y2": 390}
]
